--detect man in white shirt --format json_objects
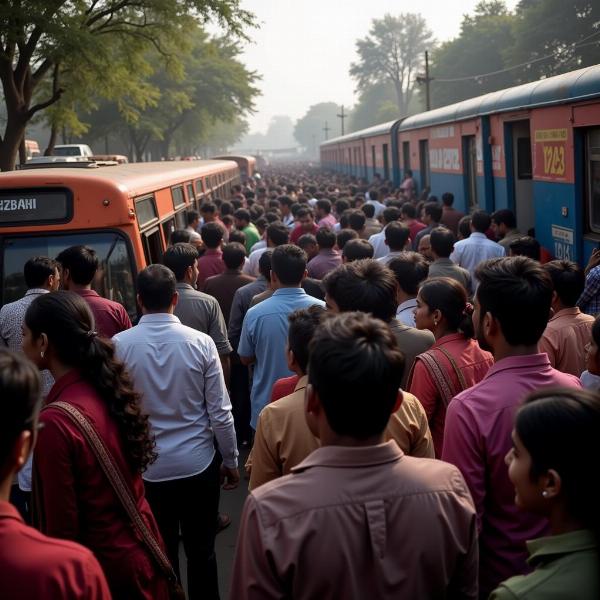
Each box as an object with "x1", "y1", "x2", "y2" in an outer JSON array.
[
  {"x1": 365, "y1": 189, "x2": 386, "y2": 218},
  {"x1": 369, "y1": 206, "x2": 402, "y2": 259},
  {"x1": 243, "y1": 222, "x2": 289, "y2": 277},
  {"x1": 387, "y1": 251, "x2": 429, "y2": 327},
  {"x1": 113, "y1": 265, "x2": 238, "y2": 600},
  {"x1": 450, "y1": 210, "x2": 505, "y2": 287},
  {"x1": 377, "y1": 222, "x2": 411, "y2": 266}
]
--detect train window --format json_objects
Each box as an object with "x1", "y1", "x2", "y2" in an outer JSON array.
[
  {"x1": 135, "y1": 195, "x2": 158, "y2": 228},
  {"x1": 171, "y1": 186, "x2": 185, "y2": 209},
  {"x1": 517, "y1": 138, "x2": 532, "y2": 179},
  {"x1": 143, "y1": 227, "x2": 163, "y2": 265},
  {"x1": 587, "y1": 128, "x2": 600, "y2": 233},
  {"x1": 371, "y1": 146, "x2": 376, "y2": 174},
  {"x1": 419, "y1": 140, "x2": 430, "y2": 189},
  {"x1": 186, "y1": 183, "x2": 195, "y2": 202},
  {"x1": 162, "y1": 218, "x2": 176, "y2": 245},
  {"x1": 195, "y1": 178, "x2": 204, "y2": 194},
  {"x1": 174, "y1": 209, "x2": 187, "y2": 230},
  {"x1": 403, "y1": 141, "x2": 411, "y2": 173},
  {"x1": 2, "y1": 232, "x2": 136, "y2": 318},
  {"x1": 383, "y1": 144, "x2": 390, "y2": 180}
]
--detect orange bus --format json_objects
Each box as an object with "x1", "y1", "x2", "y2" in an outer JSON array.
[
  {"x1": 0, "y1": 160, "x2": 240, "y2": 318},
  {"x1": 212, "y1": 154, "x2": 256, "y2": 181}
]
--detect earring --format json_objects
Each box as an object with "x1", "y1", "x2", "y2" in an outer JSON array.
[
  {"x1": 40, "y1": 351, "x2": 44, "y2": 359},
  {"x1": 433, "y1": 320, "x2": 438, "y2": 326},
  {"x1": 542, "y1": 491, "x2": 549, "y2": 498}
]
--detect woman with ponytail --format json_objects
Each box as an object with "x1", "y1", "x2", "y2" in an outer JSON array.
[
  {"x1": 23, "y1": 291, "x2": 169, "y2": 599},
  {"x1": 490, "y1": 388, "x2": 600, "y2": 599},
  {"x1": 408, "y1": 277, "x2": 494, "y2": 456}
]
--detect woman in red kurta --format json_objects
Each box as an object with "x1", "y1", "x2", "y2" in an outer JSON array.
[
  {"x1": 408, "y1": 277, "x2": 494, "y2": 456},
  {"x1": 23, "y1": 291, "x2": 169, "y2": 599}
]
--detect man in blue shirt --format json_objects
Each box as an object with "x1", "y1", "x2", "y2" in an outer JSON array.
[{"x1": 238, "y1": 244, "x2": 326, "y2": 430}]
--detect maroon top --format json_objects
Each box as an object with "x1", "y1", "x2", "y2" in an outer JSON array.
[
  {"x1": 0, "y1": 501, "x2": 111, "y2": 599},
  {"x1": 75, "y1": 289, "x2": 131, "y2": 339},
  {"x1": 290, "y1": 223, "x2": 319, "y2": 245},
  {"x1": 33, "y1": 370, "x2": 169, "y2": 600},
  {"x1": 197, "y1": 248, "x2": 226, "y2": 288}
]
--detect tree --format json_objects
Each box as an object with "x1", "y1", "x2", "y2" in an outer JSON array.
[
  {"x1": 0, "y1": 0, "x2": 255, "y2": 170},
  {"x1": 350, "y1": 13, "x2": 434, "y2": 116},
  {"x1": 294, "y1": 102, "x2": 343, "y2": 155},
  {"x1": 429, "y1": 1, "x2": 516, "y2": 108}
]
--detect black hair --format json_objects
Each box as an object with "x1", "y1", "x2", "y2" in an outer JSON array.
[
  {"x1": 258, "y1": 249, "x2": 272, "y2": 280},
  {"x1": 348, "y1": 210, "x2": 366, "y2": 232},
  {"x1": 369, "y1": 189, "x2": 379, "y2": 201},
  {"x1": 316, "y1": 198, "x2": 332, "y2": 214},
  {"x1": 219, "y1": 201, "x2": 233, "y2": 216},
  {"x1": 163, "y1": 243, "x2": 199, "y2": 281},
  {"x1": 419, "y1": 277, "x2": 474, "y2": 338},
  {"x1": 265, "y1": 211, "x2": 281, "y2": 223},
  {"x1": 222, "y1": 242, "x2": 246, "y2": 270},
  {"x1": 388, "y1": 252, "x2": 429, "y2": 296},
  {"x1": 334, "y1": 198, "x2": 350, "y2": 215},
  {"x1": 308, "y1": 312, "x2": 404, "y2": 439},
  {"x1": 475, "y1": 256, "x2": 552, "y2": 346},
  {"x1": 458, "y1": 215, "x2": 472, "y2": 239},
  {"x1": 266, "y1": 222, "x2": 289, "y2": 246},
  {"x1": 383, "y1": 206, "x2": 402, "y2": 224},
  {"x1": 200, "y1": 203, "x2": 217, "y2": 215},
  {"x1": 442, "y1": 192, "x2": 454, "y2": 207},
  {"x1": 510, "y1": 236, "x2": 541, "y2": 261},
  {"x1": 0, "y1": 349, "x2": 40, "y2": 472},
  {"x1": 56, "y1": 245, "x2": 98, "y2": 285},
  {"x1": 384, "y1": 222, "x2": 410, "y2": 251},
  {"x1": 424, "y1": 201, "x2": 443, "y2": 223},
  {"x1": 288, "y1": 305, "x2": 326, "y2": 374},
  {"x1": 234, "y1": 208, "x2": 251, "y2": 224},
  {"x1": 471, "y1": 210, "x2": 491, "y2": 233},
  {"x1": 323, "y1": 260, "x2": 398, "y2": 322},
  {"x1": 343, "y1": 239, "x2": 374, "y2": 262},
  {"x1": 229, "y1": 230, "x2": 246, "y2": 247},
  {"x1": 542, "y1": 260, "x2": 584, "y2": 307},
  {"x1": 492, "y1": 208, "x2": 517, "y2": 229},
  {"x1": 169, "y1": 229, "x2": 193, "y2": 245},
  {"x1": 201, "y1": 222, "x2": 225, "y2": 249},
  {"x1": 336, "y1": 229, "x2": 359, "y2": 251},
  {"x1": 430, "y1": 226, "x2": 455, "y2": 258},
  {"x1": 400, "y1": 203, "x2": 416, "y2": 219},
  {"x1": 25, "y1": 292, "x2": 155, "y2": 473},
  {"x1": 278, "y1": 195, "x2": 293, "y2": 208},
  {"x1": 361, "y1": 203, "x2": 375, "y2": 218},
  {"x1": 297, "y1": 233, "x2": 317, "y2": 249},
  {"x1": 186, "y1": 209, "x2": 200, "y2": 225},
  {"x1": 271, "y1": 245, "x2": 307, "y2": 285},
  {"x1": 137, "y1": 264, "x2": 177, "y2": 311},
  {"x1": 24, "y1": 256, "x2": 58, "y2": 288},
  {"x1": 316, "y1": 227, "x2": 336, "y2": 249},
  {"x1": 296, "y1": 207, "x2": 313, "y2": 219}
]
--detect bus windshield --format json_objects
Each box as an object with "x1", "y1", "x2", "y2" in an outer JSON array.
[{"x1": 2, "y1": 231, "x2": 137, "y2": 319}]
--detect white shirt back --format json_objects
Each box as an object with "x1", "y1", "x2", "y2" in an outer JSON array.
[{"x1": 450, "y1": 232, "x2": 505, "y2": 286}]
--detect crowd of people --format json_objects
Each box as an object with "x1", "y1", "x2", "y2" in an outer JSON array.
[{"x1": 1, "y1": 164, "x2": 599, "y2": 599}]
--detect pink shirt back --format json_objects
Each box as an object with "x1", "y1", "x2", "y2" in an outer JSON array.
[{"x1": 442, "y1": 353, "x2": 581, "y2": 598}]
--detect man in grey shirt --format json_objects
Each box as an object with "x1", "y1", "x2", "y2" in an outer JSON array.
[{"x1": 428, "y1": 227, "x2": 472, "y2": 295}]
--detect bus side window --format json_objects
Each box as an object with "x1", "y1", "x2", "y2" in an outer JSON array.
[{"x1": 143, "y1": 228, "x2": 163, "y2": 265}]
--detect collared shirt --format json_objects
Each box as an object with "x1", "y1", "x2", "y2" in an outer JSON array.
[
  {"x1": 290, "y1": 223, "x2": 319, "y2": 245},
  {"x1": 249, "y1": 239, "x2": 266, "y2": 254},
  {"x1": 231, "y1": 442, "x2": 478, "y2": 600},
  {"x1": 173, "y1": 283, "x2": 231, "y2": 355},
  {"x1": 202, "y1": 270, "x2": 255, "y2": 324},
  {"x1": 406, "y1": 219, "x2": 427, "y2": 244},
  {"x1": 197, "y1": 248, "x2": 225, "y2": 288},
  {"x1": 248, "y1": 380, "x2": 434, "y2": 490},
  {"x1": 307, "y1": 248, "x2": 342, "y2": 280},
  {"x1": 388, "y1": 319, "x2": 435, "y2": 388},
  {"x1": 440, "y1": 206, "x2": 465, "y2": 236},
  {"x1": 243, "y1": 246, "x2": 268, "y2": 277},
  {"x1": 364, "y1": 217, "x2": 382, "y2": 238},
  {"x1": 282, "y1": 213, "x2": 295, "y2": 229},
  {"x1": 185, "y1": 225, "x2": 202, "y2": 243},
  {"x1": 243, "y1": 224, "x2": 261, "y2": 254},
  {"x1": 577, "y1": 265, "x2": 600, "y2": 315},
  {"x1": 74, "y1": 289, "x2": 132, "y2": 339},
  {"x1": 377, "y1": 250, "x2": 404, "y2": 267},
  {"x1": 317, "y1": 214, "x2": 337, "y2": 229},
  {"x1": 0, "y1": 501, "x2": 111, "y2": 599},
  {"x1": 490, "y1": 530, "x2": 599, "y2": 600},
  {"x1": 498, "y1": 229, "x2": 522, "y2": 251},
  {"x1": 366, "y1": 198, "x2": 386, "y2": 217},
  {"x1": 396, "y1": 297, "x2": 417, "y2": 327},
  {"x1": 113, "y1": 313, "x2": 238, "y2": 482},
  {"x1": 442, "y1": 353, "x2": 582, "y2": 598},
  {"x1": 369, "y1": 226, "x2": 389, "y2": 259},
  {"x1": 539, "y1": 307, "x2": 595, "y2": 376},
  {"x1": 238, "y1": 288, "x2": 325, "y2": 428},
  {"x1": 228, "y1": 276, "x2": 268, "y2": 350},
  {"x1": 413, "y1": 223, "x2": 437, "y2": 250},
  {"x1": 428, "y1": 258, "x2": 472, "y2": 293},
  {"x1": 450, "y1": 232, "x2": 505, "y2": 287}
]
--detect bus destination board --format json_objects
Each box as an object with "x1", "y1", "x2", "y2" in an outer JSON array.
[{"x1": 0, "y1": 188, "x2": 72, "y2": 225}]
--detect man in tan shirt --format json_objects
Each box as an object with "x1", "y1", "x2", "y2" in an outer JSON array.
[
  {"x1": 230, "y1": 312, "x2": 478, "y2": 600},
  {"x1": 248, "y1": 306, "x2": 433, "y2": 490},
  {"x1": 539, "y1": 260, "x2": 595, "y2": 376}
]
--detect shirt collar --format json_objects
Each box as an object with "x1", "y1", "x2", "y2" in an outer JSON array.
[
  {"x1": 138, "y1": 313, "x2": 181, "y2": 324},
  {"x1": 24, "y1": 288, "x2": 50, "y2": 297},
  {"x1": 46, "y1": 369, "x2": 85, "y2": 405},
  {"x1": 398, "y1": 298, "x2": 417, "y2": 311},
  {"x1": 527, "y1": 530, "x2": 597, "y2": 566},
  {"x1": 203, "y1": 248, "x2": 222, "y2": 256},
  {"x1": 74, "y1": 288, "x2": 99, "y2": 298},
  {"x1": 291, "y1": 440, "x2": 403, "y2": 473},
  {"x1": 484, "y1": 353, "x2": 551, "y2": 379},
  {"x1": 176, "y1": 282, "x2": 195, "y2": 290},
  {"x1": 433, "y1": 258, "x2": 454, "y2": 265},
  {"x1": 549, "y1": 307, "x2": 582, "y2": 321},
  {"x1": 470, "y1": 232, "x2": 487, "y2": 239},
  {"x1": 273, "y1": 287, "x2": 306, "y2": 296},
  {"x1": 318, "y1": 248, "x2": 339, "y2": 256},
  {"x1": 294, "y1": 374, "x2": 308, "y2": 392},
  {"x1": 434, "y1": 332, "x2": 466, "y2": 347}
]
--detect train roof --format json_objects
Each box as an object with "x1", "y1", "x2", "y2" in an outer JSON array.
[
  {"x1": 320, "y1": 64, "x2": 600, "y2": 146},
  {"x1": 212, "y1": 154, "x2": 256, "y2": 164}
]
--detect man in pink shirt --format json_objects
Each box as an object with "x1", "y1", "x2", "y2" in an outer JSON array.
[
  {"x1": 314, "y1": 198, "x2": 337, "y2": 229},
  {"x1": 197, "y1": 221, "x2": 226, "y2": 288},
  {"x1": 442, "y1": 256, "x2": 581, "y2": 599}
]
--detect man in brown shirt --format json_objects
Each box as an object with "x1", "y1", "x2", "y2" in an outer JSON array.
[{"x1": 230, "y1": 312, "x2": 478, "y2": 600}]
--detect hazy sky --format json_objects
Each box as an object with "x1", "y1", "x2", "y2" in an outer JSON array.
[{"x1": 239, "y1": 0, "x2": 519, "y2": 134}]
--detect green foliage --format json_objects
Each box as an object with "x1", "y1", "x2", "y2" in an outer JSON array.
[
  {"x1": 294, "y1": 102, "x2": 344, "y2": 153},
  {"x1": 350, "y1": 13, "x2": 434, "y2": 115}
]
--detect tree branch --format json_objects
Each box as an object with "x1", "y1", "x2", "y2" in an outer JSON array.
[{"x1": 27, "y1": 87, "x2": 64, "y2": 119}]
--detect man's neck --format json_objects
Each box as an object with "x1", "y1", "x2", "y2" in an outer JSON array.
[
  {"x1": 397, "y1": 291, "x2": 414, "y2": 305},
  {"x1": 319, "y1": 431, "x2": 384, "y2": 448},
  {"x1": 67, "y1": 283, "x2": 92, "y2": 292},
  {"x1": 493, "y1": 343, "x2": 539, "y2": 362}
]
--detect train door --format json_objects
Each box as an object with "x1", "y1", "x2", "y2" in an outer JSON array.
[
  {"x1": 371, "y1": 145, "x2": 376, "y2": 179},
  {"x1": 463, "y1": 135, "x2": 479, "y2": 210},
  {"x1": 402, "y1": 141, "x2": 410, "y2": 177},
  {"x1": 383, "y1": 144, "x2": 390, "y2": 180},
  {"x1": 585, "y1": 128, "x2": 600, "y2": 234},
  {"x1": 505, "y1": 120, "x2": 534, "y2": 232},
  {"x1": 419, "y1": 140, "x2": 430, "y2": 190}
]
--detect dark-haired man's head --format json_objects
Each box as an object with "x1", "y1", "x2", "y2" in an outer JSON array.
[
  {"x1": 266, "y1": 222, "x2": 289, "y2": 247},
  {"x1": 316, "y1": 227, "x2": 336, "y2": 250},
  {"x1": 470, "y1": 210, "x2": 491, "y2": 234},
  {"x1": 491, "y1": 209, "x2": 517, "y2": 239},
  {"x1": 400, "y1": 203, "x2": 416, "y2": 221},
  {"x1": 200, "y1": 222, "x2": 225, "y2": 249},
  {"x1": 24, "y1": 257, "x2": 60, "y2": 291},
  {"x1": 342, "y1": 239, "x2": 374, "y2": 263},
  {"x1": 297, "y1": 207, "x2": 315, "y2": 232},
  {"x1": 430, "y1": 227, "x2": 455, "y2": 259},
  {"x1": 509, "y1": 236, "x2": 541, "y2": 261},
  {"x1": 334, "y1": 198, "x2": 350, "y2": 218},
  {"x1": 287, "y1": 305, "x2": 326, "y2": 376},
  {"x1": 384, "y1": 222, "x2": 410, "y2": 252},
  {"x1": 336, "y1": 229, "x2": 359, "y2": 251},
  {"x1": 388, "y1": 252, "x2": 429, "y2": 301},
  {"x1": 422, "y1": 202, "x2": 443, "y2": 226},
  {"x1": 222, "y1": 242, "x2": 247, "y2": 271},
  {"x1": 306, "y1": 312, "x2": 404, "y2": 442},
  {"x1": 163, "y1": 242, "x2": 199, "y2": 284},
  {"x1": 474, "y1": 256, "x2": 553, "y2": 355},
  {"x1": 323, "y1": 260, "x2": 398, "y2": 323},
  {"x1": 458, "y1": 215, "x2": 471, "y2": 240},
  {"x1": 297, "y1": 234, "x2": 318, "y2": 261},
  {"x1": 137, "y1": 264, "x2": 178, "y2": 313},
  {"x1": 56, "y1": 245, "x2": 98, "y2": 290},
  {"x1": 442, "y1": 192, "x2": 454, "y2": 207},
  {"x1": 543, "y1": 260, "x2": 585, "y2": 311},
  {"x1": 200, "y1": 203, "x2": 217, "y2": 221},
  {"x1": 170, "y1": 229, "x2": 193, "y2": 245},
  {"x1": 258, "y1": 249, "x2": 272, "y2": 281},
  {"x1": 361, "y1": 203, "x2": 375, "y2": 219},
  {"x1": 186, "y1": 209, "x2": 200, "y2": 228},
  {"x1": 348, "y1": 210, "x2": 366, "y2": 234},
  {"x1": 271, "y1": 245, "x2": 307, "y2": 287},
  {"x1": 233, "y1": 208, "x2": 251, "y2": 229},
  {"x1": 315, "y1": 198, "x2": 332, "y2": 220}
]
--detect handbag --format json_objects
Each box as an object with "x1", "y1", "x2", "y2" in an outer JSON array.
[{"x1": 47, "y1": 401, "x2": 186, "y2": 600}]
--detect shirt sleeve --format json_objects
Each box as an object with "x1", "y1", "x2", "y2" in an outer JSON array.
[
  {"x1": 442, "y1": 399, "x2": 485, "y2": 532},
  {"x1": 202, "y1": 337, "x2": 238, "y2": 469},
  {"x1": 248, "y1": 409, "x2": 282, "y2": 491},
  {"x1": 385, "y1": 393, "x2": 434, "y2": 458},
  {"x1": 577, "y1": 268, "x2": 600, "y2": 311},
  {"x1": 408, "y1": 359, "x2": 439, "y2": 421},
  {"x1": 229, "y1": 495, "x2": 283, "y2": 600},
  {"x1": 538, "y1": 331, "x2": 558, "y2": 368},
  {"x1": 237, "y1": 310, "x2": 256, "y2": 359},
  {"x1": 208, "y1": 300, "x2": 233, "y2": 355},
  {"x1": 119, "y1": 306, "x2": 132, "y2": 331},
  {"x1": 228, "y1": 290, "x2": 245, "y2": 351}
]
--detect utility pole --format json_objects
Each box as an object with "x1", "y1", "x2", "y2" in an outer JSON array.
[
  {"x1": 416, "y1": 50, "x2": 434, "y2": 111},
  {"x1": 323, "y1": 121, "x2": 330, "y2": 140},
  {"x1": 337, "y1": 105, "x2": 347, "y2": 136}
]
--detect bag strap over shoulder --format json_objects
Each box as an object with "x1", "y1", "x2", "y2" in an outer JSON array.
[{"x1": 416, "y1": 345, "x2": 469, "y2": 407}]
